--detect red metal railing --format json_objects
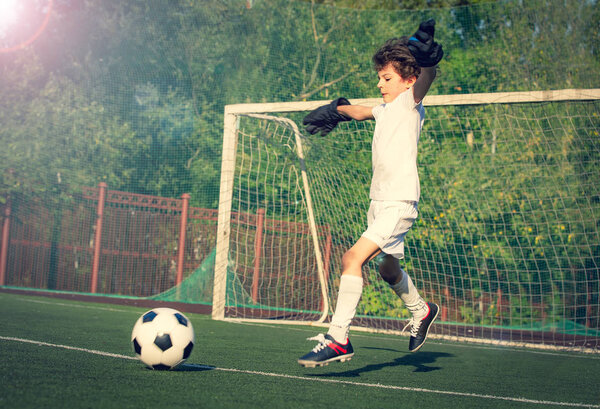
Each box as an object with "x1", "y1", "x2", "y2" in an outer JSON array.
[
  {"x1": 0, "y1": 199, "x2": 10, "y2": 286},
  {"x1": 0, "y1": 184, "x2": 332, "y2": 302}
]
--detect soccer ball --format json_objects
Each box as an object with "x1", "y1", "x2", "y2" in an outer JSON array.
[{"x1": 131, "y1": 307, "x2": 195, "y2": 370}]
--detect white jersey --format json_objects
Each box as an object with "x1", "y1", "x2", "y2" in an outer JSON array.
[{"x1": 370, "y1": 87, "x2": 425, "y2": 201}]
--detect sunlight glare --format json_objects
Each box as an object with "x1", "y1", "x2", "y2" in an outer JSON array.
[{"x1": 0, "y1": 0, "x2": 21, "y2": 32}]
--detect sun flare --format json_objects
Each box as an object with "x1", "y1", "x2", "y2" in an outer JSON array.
[
  {"x1": 0, "y1": 0, "x2": 21, "y2": 32},
  {"x1": 0, "y1": 0, "x2": 54, "y2": 53}
]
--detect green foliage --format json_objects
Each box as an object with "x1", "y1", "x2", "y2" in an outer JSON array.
[
  {"x1": 1, "y1": 0, "x2": 599, "y2": 329},
  {"x1": 0, "y1": 52, "x2": 138, "y2": 203}
]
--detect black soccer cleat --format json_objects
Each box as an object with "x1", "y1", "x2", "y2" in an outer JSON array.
[
  {"x1": 407, "y1": 302, "x2": 439, "y2": 352},
  {"x1": 298, "y1": 334, "x2": 354, "y2": 368}
]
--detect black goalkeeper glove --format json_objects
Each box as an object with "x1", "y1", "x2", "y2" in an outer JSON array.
[
  {"x1": 408, "y1": 19, "x2": 444, "y2": 67},
  {"x1": 302, "y1": 97, "x2": 352, "y2": 136}
]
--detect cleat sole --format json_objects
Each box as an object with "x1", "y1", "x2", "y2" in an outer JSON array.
[{"x1": 298, "y1": 353, "x2": 354, "y2": 368}]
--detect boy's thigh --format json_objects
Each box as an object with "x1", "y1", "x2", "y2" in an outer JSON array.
[{"x1": 362, "y1": 200, "x2": 417, "y2": 259}]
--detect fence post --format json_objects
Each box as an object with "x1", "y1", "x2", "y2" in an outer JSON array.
[
  {"x1": 442, "y1": 286, "x2": 450, "y2": 321},
  {"x1": 496, "y1": 287, "x2": 504, "y2": 325},
  {"x1": 176, "y1": 194, "x2": 190, "y2": 287},
  {"x1": 251, "y1": 208, "x2": 265, "y2": 303},
  {"x1": 319, "y1": 229, "x2": 333, "y2": 312},
  {"x1": 323, "y1": 229, "x2": 332, "y2": 282},
  {"x1": 0, "y1": 198, "x2": 12, "y2": 286},
  {"x1": 91, "y1": 182, "x2": 107, "y2": 293}
]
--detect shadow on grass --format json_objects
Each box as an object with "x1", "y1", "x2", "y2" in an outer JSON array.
[
  {"x1": 307, "y1": 351, "x2": 453, "y2": 377},
  {"x1": 176, "y1": 363, "x2": 216, "y2": 372}
]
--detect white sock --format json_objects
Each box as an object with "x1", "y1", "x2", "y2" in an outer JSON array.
[
  {"x1": 327, "y1": 274, "x2": 363, "y2": 343},
  {"x1": 390, "y1": 269, "x2": 428, "y2": 320}
]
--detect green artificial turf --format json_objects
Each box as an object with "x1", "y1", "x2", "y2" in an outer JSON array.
[{"x1": 1, "y1": 291, "x2": 599, "y2": 409}]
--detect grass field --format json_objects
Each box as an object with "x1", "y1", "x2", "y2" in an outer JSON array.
[{"x1": 1, "y1": 291, "x2": 599, "y2": 409}]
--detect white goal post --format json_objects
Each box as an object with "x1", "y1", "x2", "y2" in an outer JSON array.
[{"x1": 212, "y1": 88, "x2": 600, "y2": 353}]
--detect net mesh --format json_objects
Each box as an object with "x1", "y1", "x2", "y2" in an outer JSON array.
[
  {"x1": 226, "y1": 118, "x2": 328, "y2": 318},
  {"x1": 222, "y1": 99, "x2": 600, "y2": 350}
]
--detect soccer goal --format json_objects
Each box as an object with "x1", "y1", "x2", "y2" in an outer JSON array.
[{"x1": 212, "y1": 89, "x2": 600, "y2": 353}]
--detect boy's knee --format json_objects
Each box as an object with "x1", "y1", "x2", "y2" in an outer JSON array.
[
  {"x1": 377, "y1": 254, "x2": 403, "y2": 285},
  {"x1": 341, "y1": 249, "x2": 362, "y2": 271}
]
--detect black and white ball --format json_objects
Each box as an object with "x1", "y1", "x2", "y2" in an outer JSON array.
[{"x1": 131, "y1": 308, "x2": 195, "y2": 370}]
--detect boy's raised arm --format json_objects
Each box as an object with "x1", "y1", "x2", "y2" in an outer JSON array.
[
  {"x1": 413, "y1": 66, "x2": 437, "y2": 104},
  {"x1": 408, "y1": 19, "x2": 443, "y2": 104}
]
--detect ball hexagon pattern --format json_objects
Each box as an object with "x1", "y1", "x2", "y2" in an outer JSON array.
[{"x1": 131, "y1": 307, "x2": 195, "y2": 370}]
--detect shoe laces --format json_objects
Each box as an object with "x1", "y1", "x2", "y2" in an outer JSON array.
[
  {"x1": 307, "y1": 333, "x2": 331, "y2": 353},
  {"x1": 401, "y1": 318, "x2": 421, "y2": 338}
]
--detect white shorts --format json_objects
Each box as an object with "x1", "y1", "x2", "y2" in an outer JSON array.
[{"x1": 361, "y1": 200, "x2": 418, "y2": 259}]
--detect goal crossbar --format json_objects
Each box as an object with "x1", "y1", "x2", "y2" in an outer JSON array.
[{"x1": 224, "y1": 88, "x2": 600, "y2": 114}]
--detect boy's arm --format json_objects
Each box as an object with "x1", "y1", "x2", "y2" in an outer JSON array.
[
  {"x1": 413, "y1": 66, "x2": 437, "y2": 105},
  {"x1": 337, "y1": 104, "x2": 374, "y2": 121},
  {"x1": 303, "y1": 98, "x2": 373, "y2": 136},
  {"x1": 408, "y1": 19, "x2": 443, "y2": 104}
]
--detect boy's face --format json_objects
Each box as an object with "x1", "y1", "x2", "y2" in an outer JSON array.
[{"x1": 377, "y1": 63, "x2": 416, "y2": 103}]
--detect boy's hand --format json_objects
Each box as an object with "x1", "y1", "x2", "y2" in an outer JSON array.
[
  {"x1": 409, "y1": 19, "x2": 444, "y2": 67},
  {"x1": 303, "y1": 98, "x2": 352, "y2": 136}
]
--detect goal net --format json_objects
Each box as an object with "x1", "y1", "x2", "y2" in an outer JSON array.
[{"x1": 212, "y1": 89, "x2": 600, "y2": 352}]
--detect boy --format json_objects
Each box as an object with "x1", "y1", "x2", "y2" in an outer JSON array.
[{"x1": 298, "y1": 20, "x2": 444, "y2": 368}]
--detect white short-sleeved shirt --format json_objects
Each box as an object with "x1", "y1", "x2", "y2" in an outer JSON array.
[{"x1": 370, "y1": 88, "x2": 425, "y2": 202}]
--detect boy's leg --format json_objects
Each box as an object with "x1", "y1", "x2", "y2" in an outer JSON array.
[
  {"x1": 378, "y1": 255, "x2": 427, "y2": 316},
  {"x1": 327, "y1": 237, "x2": 380, "y2": 342},
  {"x1": 298, "y1": 237, "x2": 380, "y2": 367},
  {"x1": 378, "y1": 255, "x2": 439, "y2": 352},
  {"x1": 327, "y1": 275, "x2": 363, "y2": 342}
]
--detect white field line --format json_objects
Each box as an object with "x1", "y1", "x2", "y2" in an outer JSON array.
[
  {"x1": 1, "y1": 335, "x2": 599, "y2": 408},
  {"x1": 0, "y1": 335, "x2": 138, "y2": 360}
]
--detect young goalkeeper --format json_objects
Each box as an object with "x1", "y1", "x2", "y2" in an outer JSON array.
[{"x1": 298, "y1": 20, "x2": 444, "y2": 367}]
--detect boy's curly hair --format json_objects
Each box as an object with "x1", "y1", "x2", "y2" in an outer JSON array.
[{"x1": 372, "y1": 37, "x2": 421, "y2": 80}]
